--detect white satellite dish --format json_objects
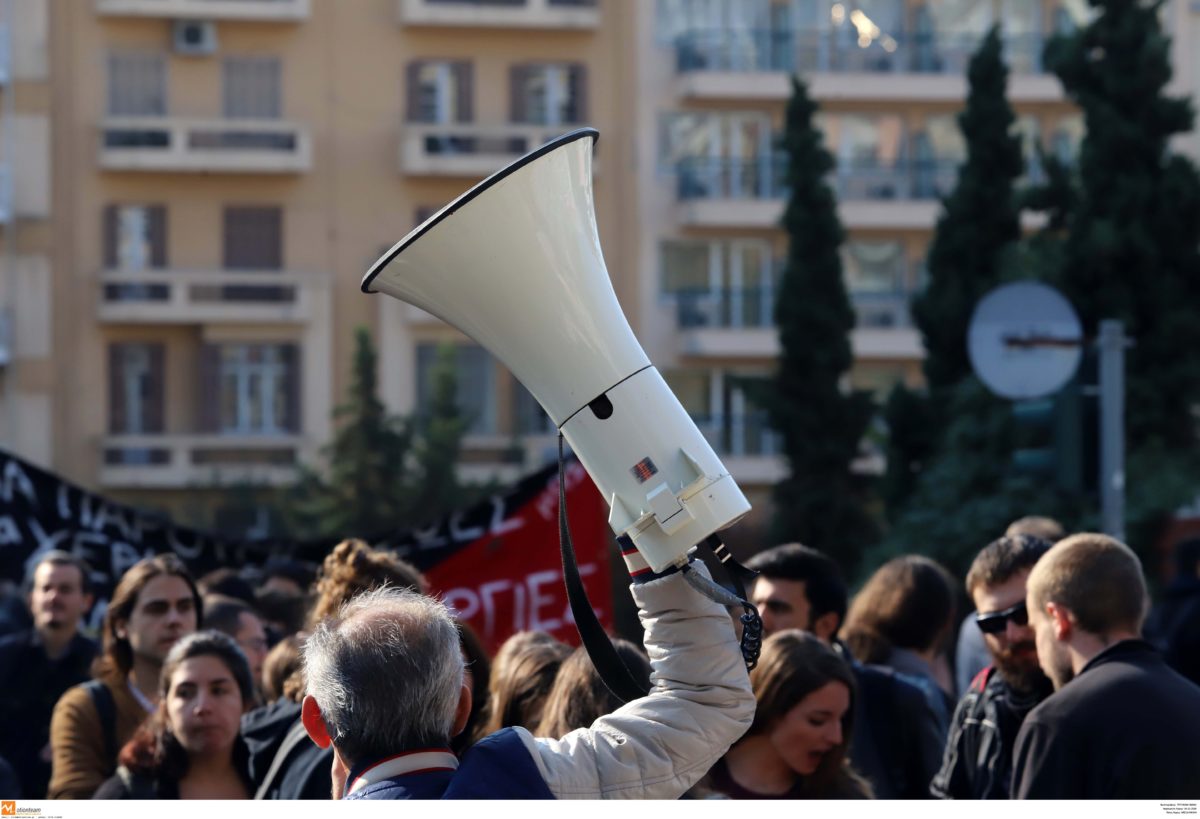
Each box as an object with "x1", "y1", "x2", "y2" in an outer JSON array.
[{"x1": 968, "y1": 281, "x2": 1083, "y2": 400}]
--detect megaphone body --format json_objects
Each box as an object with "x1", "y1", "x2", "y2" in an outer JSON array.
[{"x1": 363, "y1": 129, "x2": 750, "y2": 573}]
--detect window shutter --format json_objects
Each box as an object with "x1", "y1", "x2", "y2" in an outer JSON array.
[
  {"x1": 569, "y1": 64, "x2": 588, "y2": 123},
  {"x1": 103, "y1": 205, "x2": 119, "y2": 269},
  {"x1": 282, "y1": 343, "x2": 302, "y2": 433},
  {"x1": 223, "y1": 206, "x2": 283, "y2": 270},
  {"x1": 510, "y1": 64, "x2": 528, "y2": 123},
  {"x1": 405, "y1": 62, "x2": 424, "y2": 122},
  {"x1": 198, "y1": 344, "x2": 221, "y2": 433},
  {"x1": 145, "y1": 344, "x2": 166, "y2": 433},
  {"x1": 455, "y1": 62, "x2": 473, "y2": 123},
  {"x1": 148, "y1": 205, "x2": 167, "y2": 268},
  {"x1": 108, "y1": 344, "x2": 127, "y2": 434}
]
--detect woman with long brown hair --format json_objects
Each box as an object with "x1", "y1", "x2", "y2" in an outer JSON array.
[
  {"x1": 94, "y1": 631, "x2": 255, "y2": 799},
  {"x1": 536, "y1": 640, "x2": 651, "y2": 740},
  {"x1": 481, "y1": 631, "x2": 571, "y2": 736},
  {"x1": 707, "y1": 630, "x2": 871, "y2": 799}
]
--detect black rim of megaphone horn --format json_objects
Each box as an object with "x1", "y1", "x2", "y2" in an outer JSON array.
[{"x1": 361, "y1": 127, "x2": 601, "y2": 295}]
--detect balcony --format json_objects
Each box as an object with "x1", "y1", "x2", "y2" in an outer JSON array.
[
  {"x1": 673, "y1": 28, "x2": 1065, "y2": 103},
  {"x1": 95, "y1": 0, "x2": 310, "y2": 21},
  {"x1": 693, "y1": 413, "x2": 785, "y2": 485},
  {"x1": 674, "y1": 155, "x2": 956, "y2": 229},
  {"x1": 400, "y1": 123, "x2": 582, "y2": 176},
  {"x1": 97, "y1": 269, "x2": 327, "y2": 324},
  {"x1": 100, "y1": 433, "x2": 304, "y2": 488},
  {"x1": 398, "y1": 0, "x2": 598, "y2": 30},
  {"x1": 99, "y1": 117, "x2": 312, "y2": 174}
]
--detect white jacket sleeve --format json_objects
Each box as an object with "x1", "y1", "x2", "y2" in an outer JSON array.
[{"x1": 516, "y1": 560, "x2": 755, "y2": 799}]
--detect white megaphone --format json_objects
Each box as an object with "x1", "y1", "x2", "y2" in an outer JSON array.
[{"x1": 363, "y1": 128, "x2": 750, "y2": 574}]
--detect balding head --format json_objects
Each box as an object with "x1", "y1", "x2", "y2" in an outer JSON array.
[
  {"x1": 1027, "y1": 533, "x2": 1147, "y2": 637},
  {"x1": 303, "y1": 586, "x2": 465, "y2": 767}
]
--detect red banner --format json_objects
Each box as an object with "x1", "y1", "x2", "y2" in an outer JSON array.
[{"x1": 423, "y1": 459, "x2": 612, "y2": 654}]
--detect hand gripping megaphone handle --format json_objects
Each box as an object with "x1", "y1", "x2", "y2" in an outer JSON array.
[{"x1": 558, "y1": 435, "x2": 765, "y2": 702}]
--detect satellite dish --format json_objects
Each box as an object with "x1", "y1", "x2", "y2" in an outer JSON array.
[{"x1": 968, "y1": 281, "x2": 1083, "y2": 400}]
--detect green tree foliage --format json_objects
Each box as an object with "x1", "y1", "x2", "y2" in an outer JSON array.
[
  {"x1": 883, "y1": 26, "x2": 1025, "y2": 522},
  {"x1": 1041, "y1": 0, "x2": 1200, "y2": 555},
  {"x1": 284, "y1": 329, "x2": 470, "y2": 539},
  {"x1": 766, "y1": 76, "x2": 877, "y2": 576},
  {"x1": 912, "y1": 25, "x2": 1024, "y2": 394}
]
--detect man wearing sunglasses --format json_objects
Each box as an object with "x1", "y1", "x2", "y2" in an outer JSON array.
[{"x1": 931, "y1": 534, "x2": 1053, "y2": 799}]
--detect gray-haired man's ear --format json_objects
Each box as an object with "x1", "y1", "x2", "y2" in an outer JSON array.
[
  {"x1": 301, "y1": 694, "x2": 332, "y2": 749},
  {"x1": 451, "y1": 683, "x2": 473, "y2": 739}
]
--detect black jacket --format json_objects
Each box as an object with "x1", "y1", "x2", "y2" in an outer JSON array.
[
  {"x1": 931, "y1": 665, "x2": 1051, "y2": 799},
  {"x1": 1146, "y1": 577, "x2": 1200, "y2": 687},
  {"x1": 1012, "y1": 639, "x2": 1200, "y2": 799},
  {"x1": 0, "y1": 629, "x2": 96, "y2": 797},
  {"x1": 241, "y1": 698, "x2": 331, "y2": 799},
  {"x1": 839, "y1": 647, "x2": 944, "y2": 799}
]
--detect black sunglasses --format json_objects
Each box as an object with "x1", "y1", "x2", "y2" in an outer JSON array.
[{"x1": 975, "y1": 600, "x2": 1028, "y2": 634}]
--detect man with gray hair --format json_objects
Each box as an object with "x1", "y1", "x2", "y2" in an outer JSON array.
[
  {"x1": 1012, "y1": 533, "x2": 1200, "y2": 799},
  {"x1": 300, "y1": 560, "x2": 755, "y2": 799}
]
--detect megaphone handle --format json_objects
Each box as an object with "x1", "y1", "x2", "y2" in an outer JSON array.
[{"x1": 557, "y1": 434, "x2": 652, "y2": 705}]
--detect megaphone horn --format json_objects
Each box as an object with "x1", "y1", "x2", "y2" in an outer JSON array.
[{"x1": 363, "y1": 128, "x2": 750, "y2": 574}]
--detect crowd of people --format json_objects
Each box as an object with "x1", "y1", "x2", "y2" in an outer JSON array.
[{"x1": 0, "y1": 517, "x2": 1197, "y2": 800}]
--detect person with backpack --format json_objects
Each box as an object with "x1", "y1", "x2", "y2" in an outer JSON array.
[{"x1": 48, "y1": 555, "x2": 201, "y2": 799}]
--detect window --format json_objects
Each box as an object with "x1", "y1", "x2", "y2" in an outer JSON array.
[
  {"x1": 204, "y1": 344, "x2": 299, "y2": 435},
  {"x1": 223, "y1": 56, "x2": 281, "y2": 119},
  {"x1": 843, "y1": 240, "x2": 910, "y2": 328},
  {"x1": 510, "y1": 64, "x2": 586, "y2": 125},
  {"x1": 108, "y1": 343, "x2": 165, "y2": 434},
  {"x1": 107, "y1": 52, "x2": 167, "y2": 116},
  {"x1": 416, "y1": 343, "x2": 496, "y2": 435},
  {"x1": 224, "y1": 206, "x2": 282, "y2": 270},
  {"x1": 663, "y1": 368, "x2": 777, "y2": 457},
  {"x1": 661, "y1": 239, "x2": 775, "y2": 328},
  {"x1": 406, "y1": 61, "x2": 473, "y2": 123},
  {"x1": 104, "y1": 204, "x2": 166, "y2": 270}
]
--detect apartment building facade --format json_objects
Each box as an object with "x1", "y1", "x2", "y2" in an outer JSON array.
[
  {"x1": 32, "y1": 0, "x2": 619, "y2": 528},
  {"x1": 3, "y1": 0, "x2": 1197, "y2": 533}
]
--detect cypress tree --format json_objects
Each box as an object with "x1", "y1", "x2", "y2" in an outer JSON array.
[{"x1": 765, "y1": 76, "x2": 877, "y2": 575}]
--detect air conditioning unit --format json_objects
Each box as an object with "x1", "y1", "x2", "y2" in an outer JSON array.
[{"x1": 172, "y1": 20, "x2": 218, "y2": 56}]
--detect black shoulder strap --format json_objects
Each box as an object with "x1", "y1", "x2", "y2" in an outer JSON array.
[
  {"x1": 558, "y1": 434, "x2": 651, "y2": 705},
  {"x1": 84, "y1": 680, "x2": 117, "y2": 767},
  {"x1": 254, "y1": 719, "x2": 312, "y2": 800}
]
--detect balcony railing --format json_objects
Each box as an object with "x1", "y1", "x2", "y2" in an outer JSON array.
[
  {"x1": 400, "y1": 123, "x2": 582, "y2": 176},
  {"x1": 398, "y1": 0, "x2": 598, "y2": 28},
  {"x1": 692, "y1": 412, "x2": 781, "y2": 458},
  {"x1": 675, "y1": 156, "x2": 959, "y2": 202},
  {"x1": 100, "y1": 433, "x2": 303, "y2": 488},
  {"x1": 675, "y1": 27, "x2": 1049, "y2": 76},
  {"x1": 672, "y1": 287, "x2": 776, "y2": 329},
  {"x1": 95, "y1": 0, "x2": 311, "y2": 20},
  {"x1": 99, "y1": 117, "x2": 312, "y2": 173},
  {"x1": 851, "y1": 290, "x2": 915, "y2": 329},
  {"x1": 97, "y1": 269, "x2": 327, "y2": 324}
]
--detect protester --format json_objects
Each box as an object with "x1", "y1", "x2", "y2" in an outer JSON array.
[
  {"x1": 745, "y1": 543, "x2": 942, "y2": 799},
  {"x1": 536, "y1": 641, "x2": 651, "y2": 739},
  {"x1": 0, "y1": 551, "x2": 97, "y2": 797},
  {"x1": 197, "y1": 569, "x2": 257, "y2": 608},
  {"x1": 706, "y1": 630, "x2": 871, "y2": 799},
  {"x1": 955, "y1": 516, "x2": 1067, "y2": 694},
  {"x1": 259, "y1": 559, "x2": 317, "y2": 599},
  {"x1": 453, "y1": 621, "x2": 492, "y2": 754},
  {"x1": 93, "y1": 631, "x2": 255, "y2": 799},
  {"x1": 299, "y1": 560, "x2": 754, "y2": 799},
  {"x1": 1145, "y1": 537, "x2": 1200, "y2": 686},
  {"x1": 254, "y1": 588, "x2": 307, "y2": 646},
  {"x1": 842, "y1": 555, "x2": 957, "y2": 731},
  {"x1": 203, "y1": 596, "x2": 269, "y2": 701},
  {"x1": 48, "y1": 554, "x2": 201, "y2": 799},
  {"x1": 482, "y1": 632, "x2": 571, "y2": 736},
  {"x1": 260, "y1": 635, "x2": 304, "y2": 704},
  {"x1": 241, "y1": 539, "x2": 426, "y2": 800},
  {"x1": 1012, "y1": 533, "x2": 1200, "y2": 799},
  {"x1": 932, "y1": 534, "x2": 1054, "y2": 799}
]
